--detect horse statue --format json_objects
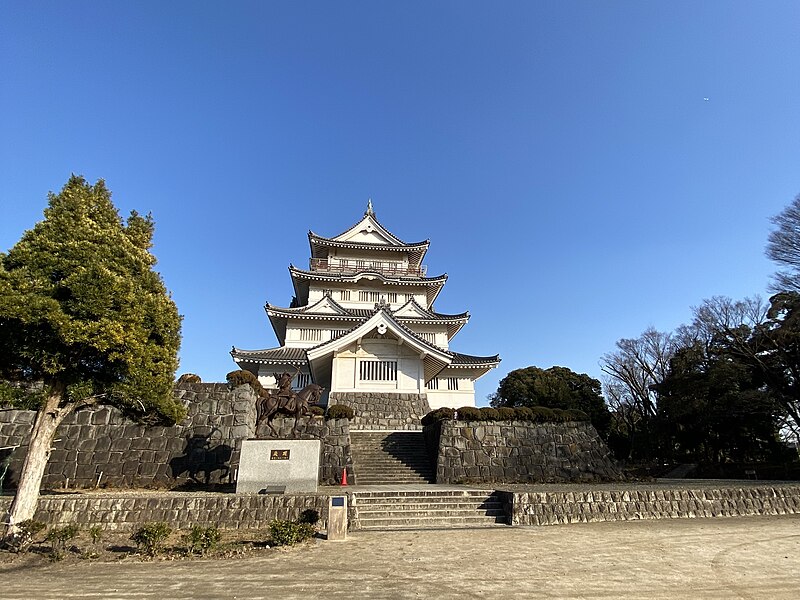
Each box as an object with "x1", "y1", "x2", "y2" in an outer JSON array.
[{"x1": 256, "y1": 383, "x2": 325, "y2": 437}]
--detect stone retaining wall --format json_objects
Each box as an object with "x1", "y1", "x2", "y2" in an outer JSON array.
[
  {"x1": 506, "y1": 484, "x2": 800, "y2": 526},
  {"x1": 0, "y1": 383, "x2": 255, "y2": 489},
  {"x1": 429, "y1": 420, "x2": 623, "y2": 484},
  {"x1": 0, "y1": 384, "x2": 353, "y2": 489},
  {"x1": 329, "y1": 392, "x2": 430, "y2": 430},
  {"x1": 0, "y1": 493, "x2": 330, "y2": 531}
]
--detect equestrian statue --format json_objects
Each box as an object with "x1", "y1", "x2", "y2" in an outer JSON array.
[{"x1": 256, "y1": 367, "x2": 324, "y2": 437}]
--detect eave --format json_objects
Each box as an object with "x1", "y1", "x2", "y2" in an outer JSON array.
[{"x1": 289, "y1": 265, "x2": 447, "y2": 306}]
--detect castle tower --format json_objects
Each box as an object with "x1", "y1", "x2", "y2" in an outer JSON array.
[{"x1": 231, "y1": 203, "x2": 499, "y2": 424}]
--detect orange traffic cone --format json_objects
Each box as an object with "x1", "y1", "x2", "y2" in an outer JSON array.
[{"x1": 341, "y1": 467, "x2": 348, "y2": 486}]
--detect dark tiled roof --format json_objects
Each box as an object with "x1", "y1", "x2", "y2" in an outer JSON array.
[
  {"x1": 289, "y1": 265, "x2": 447, "y2": 284},
  {"x1": 449, "y1": 352, "x2": 501, "y2": 366},
  {"x1": 231, "y1": 346, "x2": 308, "y2": 364},
  {"x1": 266, "y1": 300, "x2": 466, "y2": 322},
  {"x1": 309, "y1": 233, "x2": 429, "y2": 251}
]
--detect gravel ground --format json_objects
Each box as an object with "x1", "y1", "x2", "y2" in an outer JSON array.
[{"x1": 1, "y1": 514, "x2": 798, "y2": 599}]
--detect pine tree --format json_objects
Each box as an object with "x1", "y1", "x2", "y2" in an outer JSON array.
[{"x1": 0, "y1": 175, "x2": 185, "y2": 539}]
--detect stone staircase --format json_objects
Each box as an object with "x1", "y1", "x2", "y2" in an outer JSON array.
[
  {"x1": 350, "y1": 431, "x2": 435, "y2": 485},
  {"x1": 351, "y1": 489, "x2": 510, "y2": 530}
]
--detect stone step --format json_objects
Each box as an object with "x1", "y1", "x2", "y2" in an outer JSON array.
[
  {"x1": 357, "y1": 507, "x2": 506, "y2": 518},
  {"x1": 355, "y1": 464, "x2": 432, "y2": 471},
  {"x1": 356, "y1": 515, "x2": 508, "y2": 530},
  {"x1": 358, "y1": 502, "x2": 503, "y2": 514},
  {"x1": 351, "y1": 430, "x2": 432, "y2": 485},
  {"x1": 353, "y1": 491, "x2": 499, "y2": 499},
  {"x1": 350, "y1": 490, "x2": 508, "y2": 530}
]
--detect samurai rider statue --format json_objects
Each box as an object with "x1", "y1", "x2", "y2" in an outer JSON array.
[{"x1": 274, "y1": 365, "x2": 302, "y2": 411}]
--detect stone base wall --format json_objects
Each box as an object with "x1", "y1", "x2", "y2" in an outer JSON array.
[
  {"x1": 0, "y1": 492, "x2": 330, "y2": 531},
  {"x1": 254, "y1": 416, "x2": 353, "y2": 485},
  {"x1": 430, "y1": 420, "x2": 623, "y2": 484},
  {"x1": 329, "y1": 392, "x2": 430, "y2": 430},
  {"x1": 0, "y1": 383, "x2": 256, "y2": 489},
  {"x1": 0, "y1": 384, "x2": 353, "y2": 490},
  {"x1": 508, "y1": 484, "x2": 800, "y2": 526}
]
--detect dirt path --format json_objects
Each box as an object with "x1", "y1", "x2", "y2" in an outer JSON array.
[{"x1": 2, "y1": 515, "x2": 799, "y2": 599}]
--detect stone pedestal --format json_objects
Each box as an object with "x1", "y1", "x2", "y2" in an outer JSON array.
[
  {"x1": 236, "y1": 439, "x2": 320, "y2": 494},
  {"x1": 327, "y1": 495, "x2": 348, "y2": 541}
]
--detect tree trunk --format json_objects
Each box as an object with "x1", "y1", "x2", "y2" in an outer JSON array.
[{"x1": 3, "y1": 383, "x2": 69, "y2": 539}]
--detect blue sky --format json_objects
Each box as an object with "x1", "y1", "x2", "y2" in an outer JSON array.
[{"x1": 2, "y1": 1, "x2": 799, "y2": 405}]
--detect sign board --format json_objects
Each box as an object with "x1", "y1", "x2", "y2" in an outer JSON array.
[{"x1": 236, "y1": 439, "x2": 320, "y2": 494}]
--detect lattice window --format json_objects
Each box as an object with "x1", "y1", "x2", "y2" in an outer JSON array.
[
  {"x1": 299, "y1": 328, "x2": 322, "y2": 342},
  {"x1": 359, "y1": 360, "x2": 397, "y2": 381},
  {"x1": 418, "y1": 332, "x2": 436, "y2": 344},
  {"x1": 426, "y1": 377, "x2": 439, "y2": 390},
  {"x1": 339, "y1": 290, "x2": 351, "y2": 301},
  {"x1": 359, "y1": 291, "x2": 381, "y2": 303},
  {"x1": 386, "y1": 292, "x2": 397, "y2": 303},
  {"x1": 322, "y1": 288, "x2": 333, "y2": 297},
  {"x1": 447, "y1": 377, "x2": 459, "y2": 391},
  {"x1": 330, "y1": 329, "x2": 348, "y2": 339},
  {"x1": 404, "y1": 293, "x2": 415, "y2": 303},
  {"x1": 293, "y1": 373, "x2": 311, "y2": 388}
]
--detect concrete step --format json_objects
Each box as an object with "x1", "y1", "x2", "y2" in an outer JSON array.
[
  {"x1": 351, "y1": 431, "x2": 433, "y2": 485},
  {"x1": 355, "y1": 499, "x2": 503, "y2": 509},
  {"x1": 350, "y1": 490, "x2": 509, "y2": 530},
  {"x1": 356, "y1": 515, "x2": 508, "y2": 530}
]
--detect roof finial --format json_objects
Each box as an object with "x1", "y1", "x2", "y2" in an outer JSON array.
[{"x1": 365, "y1": 198, "x2": 374, "y2": 217}]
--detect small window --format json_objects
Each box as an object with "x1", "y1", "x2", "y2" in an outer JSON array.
[
  {"x1": 359, "y1": 291, "x2": 381, "y2": 303},
  {"x1": 386, "y1": 292, "x2": 397, "y2": 303},
  {"x1": 418, "y1": 332, "x2": 436, "y2": 344},
  {"x1": 426, "y1": 377, "x2": 439, "y2": 390},
  {"x1": 447, "y1": 377, "x2": 459, "y2": 391},
  {"x1": 294, "y1": 373, "x2": 311, "y2": 388},
  {"x1": 299, "y1": 328, "x2": 322, "y2": 342},
  {"x1": 331, "y1": 329, "x2": 348, "y2": 339},
  {"x1": 322, "y1": 288, "x2": 333, "y2": 297},
  {"x1": 339, "y1": 290, "x2": 351, "y2": 301},
  {"x1": 359, "y1": 360, "x2": 397, "y2": 381}
]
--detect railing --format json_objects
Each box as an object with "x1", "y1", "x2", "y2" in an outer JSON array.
[{"x1": 310, "y1": 258, "x2": 426, "y2": 277}]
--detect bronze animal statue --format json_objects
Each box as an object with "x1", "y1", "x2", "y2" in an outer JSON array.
[{"x1": 256, "y1": 383, "x2": 325, "y2": 437}]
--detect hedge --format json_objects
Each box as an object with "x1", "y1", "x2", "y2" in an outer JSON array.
[{"x1": 421, "y1": 405, "x2": 590, "y2": 425}]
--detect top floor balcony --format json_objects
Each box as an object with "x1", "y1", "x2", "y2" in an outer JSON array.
[{"x1": 310, "y1": 258, "x2": 427, "y2": 278}]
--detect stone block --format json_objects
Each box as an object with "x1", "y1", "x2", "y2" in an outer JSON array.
[{"x1": 236, "y1": 439, "x2": 321, "y2": 494}]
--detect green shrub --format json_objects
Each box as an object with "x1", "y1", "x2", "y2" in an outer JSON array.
[
  {"x1": 177, "y1": 373, "x2": 201, "y2": 384},
  {"x1": 421, "y1": 407, "x2": 455, "y2": 426},
  {"x1": 455, "y1": 406, "x2": 481, "y2": 421},
  {"x1": 496, "y1": 407, "x2": 517, "y2": 421},
  {"x1": 511, "y1": 406, "x2": 532, "y2": 421},
  {"x1": 269, "y1": 519, "x2": 316, "y2": 546},
  {"x1": 6, "y1": 519, "x2": 46, "y2": 553},
  {"x1": 479, "y1": 407, "x2": 500, "y2": 421},
  {"x1": 326, "y1": 404, "x2": 354, "y2": 420},
  {"x1": 88, "y1": 525, "x2": 103, "y2": 546},
  {"x1": 298, "y1": 509, "x2": 320, "y2": 525},
  {"x1": 130, "y1": 522, "x2": 172, "y2": 557},
  {"x1": 46, "y1": 523, "x2": 80, "y2": 560},
  {"x1": 562, "y1": 408, "x2": 590, "y2": 422},
  {"x1": 309, "y1": 405, "x2": 325, "y2": 416},
  {"x1": 531, "y1": 406, "x2": 556, "y2": 422},
  {"x1": 181, "y1": 525, "x2": 221, "y2": 555},
  {"x1": 225, "y1": 370, "x2": 263, "y2": 394}
]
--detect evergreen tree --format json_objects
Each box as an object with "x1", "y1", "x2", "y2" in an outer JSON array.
[
  {"x1": 491, "y1": 366, "x2": 611, "y2": 436},
  {"x1": 0, "y1": 176, "x2": 185, "y2": 540}
]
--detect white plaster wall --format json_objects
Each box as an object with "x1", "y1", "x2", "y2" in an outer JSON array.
[
  {"x1": 329, "y1": 340, "x2": 422, "y2": 393},
  {"x1": 426, "y1": 390, "x2": 476, "y2": 409}
]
